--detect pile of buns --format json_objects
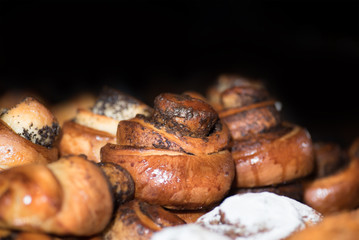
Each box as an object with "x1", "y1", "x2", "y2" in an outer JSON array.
[{"x1": 0, "y1": 74, "x2": 358, "y2": 240}]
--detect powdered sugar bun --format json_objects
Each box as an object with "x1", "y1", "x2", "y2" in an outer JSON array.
[{"x1": 196, "y1": 192, "x2": 322, "y2": 240}]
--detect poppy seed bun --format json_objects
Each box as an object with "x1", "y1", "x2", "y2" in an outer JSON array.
[{"x1": 0, "y1": 97, "x2": 59, "y2": 148}]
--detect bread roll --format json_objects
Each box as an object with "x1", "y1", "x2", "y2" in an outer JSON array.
[
  {"x1": 102, "y1": 93, "x2": 234, "y2": 210},
  {"x1": 0, "y1": 97, "x2": 59, "y2": 170},
  {"x1": 0, "y1": 155, "x2": 113, "y2": 236},
  {"x1": 59, "y1": 87, "x2": 152, "y2": 162}
]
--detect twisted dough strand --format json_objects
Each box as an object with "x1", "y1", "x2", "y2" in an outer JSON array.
[{"x1": 0, "y1": 155, "x2": 114, "y2": 236}]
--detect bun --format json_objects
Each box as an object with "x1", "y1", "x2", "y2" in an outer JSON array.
[
  {"x1": 287, "y1": 209, "x2": 359, "y2": 240},
  {"x1": 102, "y1": 93, "x2": 234, "y2": 210},
  {"x1": 207, "y1": 76, "x2": 314, "y2": 188},
  {"x1": 304, "y1": 157, "x2": 359, "y2": 215},
  {"x1": 104, "y1": 200, "x2": 185, "y2": 240},
  {"x1": 196, "y1": 192, "x2": 322, "y2": 240},
  {"x1": 152, "y1": 192, "x2": 322, "y2": 240},
  {"x1": 207, "y1": 74, "x2": 264, "y2": 111},
  {"x1": 303, "y1": 140, "x2": 359, "y2": 215},
  {"x1": 60, "y1": 118, "x2": 116, "y2": 162},
  {"x1": 0, "y1": 97, "x2": 59, "y2": 170},
  {"x1": 59, "y1": 87, "x2": 152, "y2": 162},
  {"x1": 0, "y1": 155, "x2": 113, "y2": 236},
  {"x1": 0, "y1": 97, "x2": 59, "y2": 148},
  {"x1": 233, "y1": 123, "x2": 314, "y2": 187}
]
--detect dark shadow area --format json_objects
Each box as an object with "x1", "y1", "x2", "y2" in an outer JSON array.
[{"x1": 1, "y1": 0, "x2": 358, "y2": 146}]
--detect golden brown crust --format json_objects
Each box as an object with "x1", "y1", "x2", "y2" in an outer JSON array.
[
  {"x1": 303, "y1": 157, "x2": 359, "y2": 215},
  {"x1": 102, "y1": 144, "x2": 234, "y2": 209},
  {"x1": 59, "y1": 120, "x2": 115, "y2": 162},
  {"x1": 0, "y1": 120, "x2": 58, "y2": 170},
  {"x1": 0, "y1": 155, "x2": 113, "y2": 236},
  {"x1": 104, "y1": 200, "x2": 185, "y2": 240},
  {"x1": 219, "y1": 100, "x2": 280, "y2": 139},
  {"x1": 287, "y1": 209, "x2": 359, "y2": 240},
  {"x1": 74, "y1": 108, "x2": 120, "y2": 136},
  {"x1": 232, "y1": 124, "x2": 314, "y2": 187}
]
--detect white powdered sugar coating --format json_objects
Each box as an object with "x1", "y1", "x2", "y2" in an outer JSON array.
[
  {"x1": 151, "y1": 224, "x2": 231, "y2": 240},
  {"x1": 196, "y1": 192, "x2": 322, "y2": 240}
]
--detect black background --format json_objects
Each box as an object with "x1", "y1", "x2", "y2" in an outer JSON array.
[{"x1": 1, "y1": 0, "x2": 358, "y2": 146}]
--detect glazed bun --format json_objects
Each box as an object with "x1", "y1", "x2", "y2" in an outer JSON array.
[
  {"x1": 102, "y1": 93, "x2": 234, "y2": 210},
  {"x1": 233, "y1": 123, "x2": 314, "y2": 187},
  {"x1": 207, "y1": 75, "x2": 314, "y2": 190}
]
